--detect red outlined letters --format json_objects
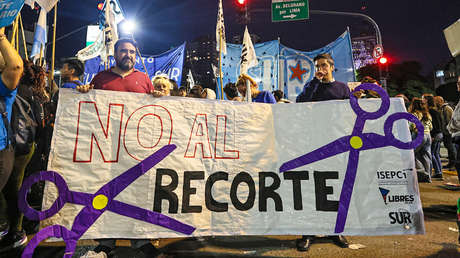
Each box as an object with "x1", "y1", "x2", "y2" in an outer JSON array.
[
  {"x1": 214, "y1": 115, "x2": 239, "y2": 159},
  {"x1": 123, "y1": 105, "x2": 173, "y2": 161},
  {"x1": 184, "y1": 114, "x2": 213, "y2": 159},
  {"x1": 73, "y1": 101, "x2": 124, "y2": 163}
]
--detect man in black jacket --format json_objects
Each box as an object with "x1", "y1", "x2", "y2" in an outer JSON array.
[{"x1": 295, "y1": 53, "x2": 350, "y2": 252}]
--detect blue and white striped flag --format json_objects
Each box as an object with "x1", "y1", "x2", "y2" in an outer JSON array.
[{"x1": 30, "y1": 8, "x2": 47, "y2": 61}]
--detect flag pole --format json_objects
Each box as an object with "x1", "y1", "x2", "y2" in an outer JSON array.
[
  {"x1": 10, "y1": 15, "x2": 19, "y2": 46},
  {"x1": 39, "y1": 44, "x2": 43, "y2": 66},
  {"x1": 19, "y1": 13, "x2": 28, "y2": 60},
  {"x1": 218, "y1": 28, "x2": 224, "y2": 100},
  {"x1": 49, "y1": 3, "x2": 58, "y2": 83},
  {"x1": 15, "y1": 21, "x2": 19, "y2": 51}
]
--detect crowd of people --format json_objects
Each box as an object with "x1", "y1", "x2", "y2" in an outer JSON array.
[{"x1": 0, "y1": 35, "x2": 460, "y2": 257}]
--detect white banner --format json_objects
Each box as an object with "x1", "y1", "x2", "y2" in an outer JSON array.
[{"x1": 41, "y1": 89, "x2": 424, "y2": 239}]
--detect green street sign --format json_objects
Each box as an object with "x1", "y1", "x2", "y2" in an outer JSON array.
[{"x1": 272, "y1": 0, "x2": 309, "y2": 22}]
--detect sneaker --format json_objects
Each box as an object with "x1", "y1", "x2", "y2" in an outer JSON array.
[
  {"x1": 0, "y1": 222, "x2": 8, "y2": 241},
  {"x1": 296, "y1": 236, "x2": 314, "y2": 252},
  {"x1": 329, "y1": 235, "x2": 349, "y2": 248}
]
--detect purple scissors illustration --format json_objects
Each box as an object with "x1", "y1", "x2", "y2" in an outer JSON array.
[
  {"x1": 18, "y1": 144, "x2": 195, "y2": 258},
  {"x1": 279, "y1": 83, "x2": 423, "y2": 234}
]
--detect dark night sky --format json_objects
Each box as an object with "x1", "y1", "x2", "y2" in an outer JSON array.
[{"x1": 48, "y1": 0, "x2": 460, "y2": 75}]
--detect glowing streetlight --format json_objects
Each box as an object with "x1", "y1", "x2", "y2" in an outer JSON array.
[{"x1": 120, "y1": 19, "x2": 137, "y2": 35}]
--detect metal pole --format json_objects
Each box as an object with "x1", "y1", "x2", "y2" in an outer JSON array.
[{"x1": 50, "y1": 4, "x2": 58, "y2": 83}]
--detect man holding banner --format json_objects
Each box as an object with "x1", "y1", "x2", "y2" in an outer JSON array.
[
  {"x1": 77, "y1": 37, "x2": 162, "y2": 257},
  {"x1": 295, "y1": 53, "x2": 350, "y2": 252}
]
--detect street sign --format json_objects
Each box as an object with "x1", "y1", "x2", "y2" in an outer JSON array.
[
  {"x1": 373, "y1": 44, "x2": 384, "y2": 59},
  {"x1": 272, "y1": 0, "x2": 309, "y2": 22}
]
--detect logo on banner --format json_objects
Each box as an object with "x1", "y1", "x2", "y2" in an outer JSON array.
[
  {"x1": 377, "y1": 168, "x2": 412, "y2": 186},
  {"x1": 379, "y1": 187, "x2": 414, "y2": 205},
  {"x1": 289, "y1": 60, "x2": 308, "y2": 82},
  {"x1": 389, "y1": 209, "x2": 413, "y2": 225},
  {"x1": 379, "y1": 187, "x2": 390, "y2": 205}
]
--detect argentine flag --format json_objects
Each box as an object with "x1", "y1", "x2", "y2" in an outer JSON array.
[{"x1": 30, "y1": 9, "x2": 47, "y2": 61}]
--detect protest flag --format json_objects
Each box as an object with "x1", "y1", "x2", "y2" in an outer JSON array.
[
  {"x1": 216, "y1": 0, "x2": 226, "y2": 100},
  {"x1": 30, "y1": 8, "x2": 47, "y2": 62},
  {"x1": 187, "y1": 69, "x2": 195, "y2": 89},
  {"x1": 240, "y1": 26, "x2": 258, "y2": 102}
]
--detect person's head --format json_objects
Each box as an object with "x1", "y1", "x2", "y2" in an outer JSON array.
[
  {"x1": 433, "y1": 96, "x2": 444, "y2": 109},
  {"x1": 409, "y1": 97, "x2": 431, "y2": 122},
  {"x1": 360, "y1": 76, "x2": 379, "y2": 85},
  {"x1": 20, "y1": 59, "x2": 48, "y2": 102},
  {"x1": 422, "y1": 93, "x2": 435, "y2": 109},
  {"x1": 188, "y1": 85, "x2": 205, "y2": 98},
  {"x1": 203, "y1": 88, "x2": 216, "y2": 99},
  {"x1": 114, "y1": 38, "x2": 137, "y2": 71},
  {"x1": 314, "y1": 53, "x2": 335, "y2": 81},
  {"x1": 224, "y1": 82, "x2": 239, "y2": 100},
  {"x1": 178, "y1": 86, "x2": 187, "y2": 97},
  {"x1": 60, "y1": 58, "x2": 84, "y2": 82},
  {"x1": 152, "y1": 75, "x2": 172, "y2": 96},
  {"x1": 409, "y1": 97, "x2": 427, "y2": 113},
  {"x1": 236, "y1": 75, "x2": 257, "y2": 97},
  {"x1": 272, "y1": 90, "x2": 284, "y2": 102}
]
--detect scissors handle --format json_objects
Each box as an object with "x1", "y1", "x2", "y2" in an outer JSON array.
[
  {"x1": 21, "y1": 224, "x2": 77, "y2": 258},
  {"x1": 18, "y1": 171, "x2": 71, "y2": 221},
  {"x1": 384, "y1": 112, "x2": 424, "y2": 149},
  {"x1": 350, "y1": 83, "x2": 390, "y2": 121}
]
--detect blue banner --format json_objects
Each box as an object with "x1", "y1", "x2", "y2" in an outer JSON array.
[
  {"x1": 0, "y1": 0, "x2": 24, "y2": 28},
  {"x1": 219, "y1": 40, "x2": 279, "y2": 100},
  {"x1": 280, "y1": 31, "x2": 356, "y2": 101},
  {"x1": 217, "y1": 31, "x2": 355, "y2": 101},
  {"x1": 83, "y1": 42, "x2": 186, "y2": 85}
]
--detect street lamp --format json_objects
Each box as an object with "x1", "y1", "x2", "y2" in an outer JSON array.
[{"x1": 120, "y1": 19, "x2": 137, "y2": 35}]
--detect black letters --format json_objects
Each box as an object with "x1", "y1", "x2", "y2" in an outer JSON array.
[
  {"x1": 153, "y1": 168, "x2": 179, "y2": 213},
  {"x1": 205, "y1": 171, "x2": 229, "y2": 212},
  {"x1": 230, "y1": 172, "x2": 256, "y2": 211},
  {"x1": 283, "y1": 171, "x2": 309, "y2": 210},
  {"x1": 314, "y1": 171, "x2": 339, "y2": 212},
  {"x1": 182, "y1": 171, "x2": 204, "y2": 213},
  {"x1": 259, "y1": 172, "x2": 283, "y2": 212}
]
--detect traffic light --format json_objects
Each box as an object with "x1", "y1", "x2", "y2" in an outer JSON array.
[
  {"x1": 97, "y1": 1, "x2": 104, "y2": 11},
  {"x1": 378, "y1": 56, "x2": 388, "y2": 65},
  {"x1": 235, "y1": 0, "x2": 250, "y2": 24},
  {"x1": 236, "y1": 0, "x2": 246, "y2": 7}
]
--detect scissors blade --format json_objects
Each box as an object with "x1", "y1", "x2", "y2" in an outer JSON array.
[
  {"x1": 96, "y1": 144, "x2": 176, "y2": 199},
  {"x1": 360, "y1": 133, "x2": 388, "y2": 150},
  {"x1": 107, "y1": 200, "x2": 196, "y2": 235},
  {"x1": 280, "y1": 136, "x2": 351, "y2": 172}
]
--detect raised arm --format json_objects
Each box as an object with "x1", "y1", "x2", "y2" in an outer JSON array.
[{"x1": 0, "y1": 27, "x2": 23, "y2": 90}]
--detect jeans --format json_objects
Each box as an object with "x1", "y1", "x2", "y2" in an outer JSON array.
[
  {"x1": 431, "y1": 133, "x2": 443, "y2": 176},
  {"x1": 414, "y1": 133, "x2": 432, "y2": 182},
  {"x1": 443, "y1": 132, "x2": 456, "y2": 165}
]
